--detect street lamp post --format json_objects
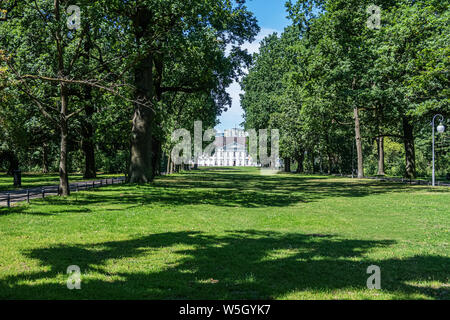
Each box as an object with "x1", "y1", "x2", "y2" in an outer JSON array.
[{"x1": 432, "y1": 114, "x2": 445, "y2": 187}]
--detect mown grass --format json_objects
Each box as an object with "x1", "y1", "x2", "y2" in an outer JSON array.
[
  {"x1": 0, "y1": 173, "x2": 123, "y2": 192},
  {"x1": 0, "y1": 167, "x2": 448, "y2": 300}
]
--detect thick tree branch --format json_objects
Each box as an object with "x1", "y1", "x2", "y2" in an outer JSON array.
[
  {"x1": 67, "y1": 106, "x2": 85, "y2": 120},
  {"x1": 6, "y1": 61, "x2": 59, "y2": 124},
  {"x1": 18, "y1": 74, "x2": 154, "y2": 110},
  {"x1": 160, "y1": 86, "x2": 208, "y2": 94}
]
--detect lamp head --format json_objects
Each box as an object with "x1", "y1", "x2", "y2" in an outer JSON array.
[{"x1": 437, "y1": 122, "x2": 445, "y2": 134}]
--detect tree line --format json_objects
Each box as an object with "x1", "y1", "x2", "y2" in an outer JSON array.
[
  {"x1": 241, "y1": 0, "x2": 449, "y2": 178},
  {"x1": 0, "y1": 0, "x2": 259, "y2": 195}
]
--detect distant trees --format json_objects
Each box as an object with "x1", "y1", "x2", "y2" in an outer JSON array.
[{"x1": 241, "y1": 0, "x2": 449, "y2": 177}]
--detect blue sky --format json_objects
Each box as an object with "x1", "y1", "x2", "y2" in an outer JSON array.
[{"x1": 215, "y1": 0, "x2": 291, "y2": 132}]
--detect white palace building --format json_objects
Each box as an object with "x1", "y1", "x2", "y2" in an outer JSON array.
[{"x1": 198, "y1": 128, "x2": 259, "y2": 167}]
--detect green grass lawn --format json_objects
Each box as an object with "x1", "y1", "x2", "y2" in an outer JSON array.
[
  {"x1": 0, "y1": 172, "x2": 123, "y2": 192},
  {"x1": 0, "y1": 167, "x2": 448, "y2": 300}
]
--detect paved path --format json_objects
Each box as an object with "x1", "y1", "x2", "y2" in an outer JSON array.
[{"x1": 0, "y1": 177, "x2": 126, "y2": 207}]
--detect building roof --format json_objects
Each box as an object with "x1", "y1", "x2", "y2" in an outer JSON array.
[{"x1": 214, "y1": 136, "x2": 247, "y2": 149}]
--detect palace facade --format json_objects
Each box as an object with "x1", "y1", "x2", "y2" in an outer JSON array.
[{"x1": 197, "y1": 128, "x2": 258, "y2": 167}]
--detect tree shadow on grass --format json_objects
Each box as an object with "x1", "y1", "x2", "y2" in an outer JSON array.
[
  {"x1": 152, "y1": 170, "x2": 450, "y2": 205},
  {"x1": 0, "y1": 201, "x2": 93, "y2": 216},
  {"x1": 0, "y1": 230, "x2": 448, "y2": 299},
  {"x1": 0, "y1": 206, "x2": 56, "y2": 216},
  {"x1": 3, "y1": 169, "x2": 449, "y2": 210},
  {"x1": 33, "y1": 169, "x2": 448, "y2": 209}
]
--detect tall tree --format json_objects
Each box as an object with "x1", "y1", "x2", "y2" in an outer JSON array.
[
  {"x1": 101, "y1": 0, "x2": 259, "y2": 183},
  {"x1": 0, "y1": 1, "x2": 145, "y2": 194}
]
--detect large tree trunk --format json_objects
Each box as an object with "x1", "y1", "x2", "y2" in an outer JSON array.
[
  {"x1": 284, "y1": 157, "x2": 291, "y2": 173},
  {"x1": 310, "y1": 150, "x2": 316, "y2": 174},
  {"x1": 58, "y1": 86, "x2": 70, "y2": 196},
  {"x1": 80, "y1": 50, "x2": 96, "y2": 179},
  {"x1": 55, "y1": 0, "x2": 69, "y2": 196},
  {"x1": 128, "y1": 9, "x2": 156, "y2": 183},
  {"x1": 4, "y1": 151, "x2": 19, "y2": 176},
  {"x1": 296, "y1": 151, "x2": 305, "y2": 173},
  {"x1": 129, "y1": 102, "x2": 155, "y2": 183},
  {"x1": 354, "y1": 107, "x2": 364, "y2": 178},
  {"x1": 166, "y1": 153, "x2": 171, "y2": 174},
  {"x1": 81, "y1": 99, "x2": 96, "y2": 179},
  {"x1": 377, "y1": 136, "x2": 385, "y2": 176},
  {"x1": 81, "y1": 137, "x2": 96, "y2": 179},
  {"x1": 319, "y1": 155, "x2": 323, "y2": 174},
  {"x1": 128, "y1": 61, "x2": 154, "y2": 183},
  {"x1": 151, "y1": 137, "x2": 161, "y2": 177},
  {"x1": 402, "y1": 117, "x2": 416, "y2": 179}
]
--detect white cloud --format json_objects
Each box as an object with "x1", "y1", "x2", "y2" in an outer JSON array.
[
  {"x1": 217, "y1": 28, "x2": 281, "y2": 131},
  {"x1": 242, "y1": 28, "x2": 279, "y2": 55}
]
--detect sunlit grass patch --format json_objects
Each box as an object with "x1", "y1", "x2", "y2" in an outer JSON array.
[{"x1": 0, "y1": 168, "x2": 448, "y2": 300}]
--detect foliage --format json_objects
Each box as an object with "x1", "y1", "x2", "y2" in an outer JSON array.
[{"x1": 241, "y1": 0, "x2": 449, "y2": 177}]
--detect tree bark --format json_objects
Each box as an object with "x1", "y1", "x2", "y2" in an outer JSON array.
[
  {"x1": 310, "y1": 150, "x2": 316, "y2": 174},
  {"x1": 319, "y1": 155, "x2": 323, "y2": 174},
  {"x1": 296, "y1": 151, "x2": 305, "y2": 173},
  {"x1": 81, "y1": 100, "x2": 96, "y2": 179},
  {"x1": 128, "y1": 9, "x2": 156, "y2": 183},
  {"x1": 55, "y1": 0, "x2": 69, "y2": 196},
  {"x1": 327, "y1": 153, "x2": 332, "y2": 175},
  {"x1": 58, "y1": 85, "x2": 70, "y2": 196},
  {"x1": 129, "y1": 102, "x2": 154, "y2": 183},
  {"x1": 80, "y1": 40, "x2": 97, "y2": 179},
  {"x1": 402, "y1": 116, "x2": 416, "y2": 179},
  {"x1": 81, "y1": 137, "x2": 96, "y2": 179},
  {"x1": 151, "y1": 137, "x2": 161, "y2": 177},
  {"x1": 166, "y1": 154, "x2": 171, "y2": 174},
  {"x1": 375, "y1": 103, "x2": 385, "y2": 176},
  {"x1": 354, "y1": 107, "x2": 364, "y2": 178},
  {"x1": 3, "y1": 151, "x2": 19, "y2": 176},
  {"x1": 284, "y1": 157, "x2": 291, "y2": 173},
  {"x1": 377, "y1": 136, "x2": 385, "y2": 176},
  {"x1": 42, "y1": 143, "x2": 49, "y2": 173}
]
